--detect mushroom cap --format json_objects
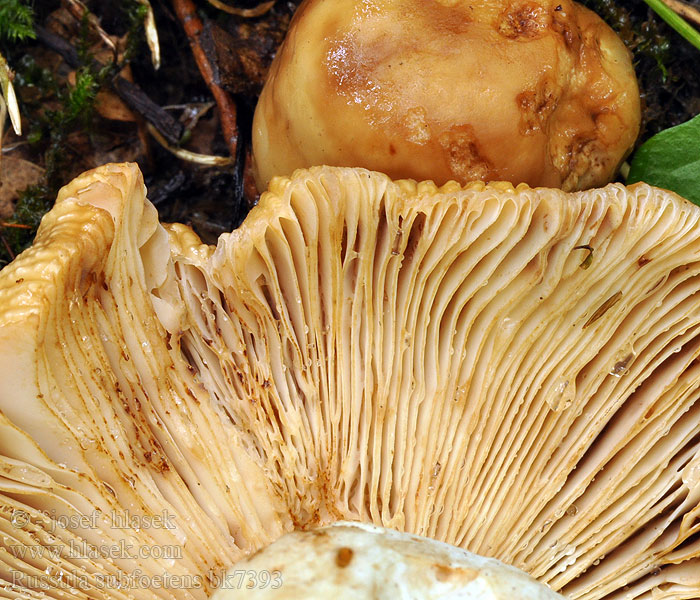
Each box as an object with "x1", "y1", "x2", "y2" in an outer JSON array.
[
  {"x1": 209, "y1": 522, "x2": 565, "y2": 599},
  {"x1": 1, "y1": 163, "x2": 699, "y2": 599},
  {"x1": 252, "y1": 0, "x2": 641, "y2": 192}
]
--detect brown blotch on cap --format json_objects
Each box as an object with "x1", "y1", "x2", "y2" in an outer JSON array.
[{"x1": 335, "y1": 547, "x2": 354, "y2": 568}]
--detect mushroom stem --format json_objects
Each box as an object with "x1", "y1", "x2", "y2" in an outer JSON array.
[{"x1": 210, "y1": 523, "x2": 566, "y2": 599}]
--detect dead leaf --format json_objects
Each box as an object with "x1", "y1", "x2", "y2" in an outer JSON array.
[
  {"x1": 96, "y1": 89, "x2": 137, "y2": 122},
  {"x1": 67, "y1": 64, "x2": 137, "y2": 122},
  {"x1": 0, "y1": 157, "x2": 44, "y2": 219}
]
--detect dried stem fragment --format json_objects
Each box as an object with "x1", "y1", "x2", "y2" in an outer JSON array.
[
  {"x1": 206, "y1": 0, "x2": 276, "y2": 18},
  {"x1": 34, "y1": 25, "x2": 183, "y2": 144},
  {"x1": 659, "y1": 0, "x2": 700, "y2": 28},
  {"x1": 172, "y1": 0, "x2": 239, "y2": 159}
]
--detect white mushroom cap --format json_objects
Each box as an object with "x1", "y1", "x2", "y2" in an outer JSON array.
[
  {"x1": 209, "y1": 522, "x2": 565, "y2": 599},
  {"x1": 0, "y1": 163, "x2": 699, "y2": 599}
]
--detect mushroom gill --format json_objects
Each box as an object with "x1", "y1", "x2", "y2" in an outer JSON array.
[{"x1": 0, "y1": 163, "x2": 699, "y2": 599}]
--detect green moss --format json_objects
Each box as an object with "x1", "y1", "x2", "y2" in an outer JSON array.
[
  {"x1": 1, "y1": 28, "x2": 113, "y2": 265},
  {"x1": 123, "y1": 1, "x2": 150, "y2": 62},
  {"x1": 13, "y1": 184, "x2": 53, "y2": 230},
  {"x1": 68, "y1": 68, "x2": 100, "y2": 121},
  {"x1": 0, "y1": 184, "x2": 52, "y2": 268},
  {"x1": 0, "y1": 0, "x2": 35, "y2": 43}
]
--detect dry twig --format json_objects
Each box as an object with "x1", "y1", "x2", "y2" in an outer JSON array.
[
  {"x1": 660, "y1": 0, "x2": 700, "y2": 27},
  {"x1": 147, "y1": 123, "x2": 234, "y2": 166},
  {"x1": 0, "y1": 222, "x2": 32, "y2": 229},
  {"x1": 171, "y1": 0, "x2": 239, "y2": 159},
  {"x1": 34, "y1": 25, "x2": 183, "y2": 144},
  {"x1": 0, "y1": 232, "x2": 14, "y2": 262},
  {"x1": 206, "y1": 0, "x2": 276, "y2": 18},
  {"x1": 0, "y1": 54, "x2": 21, "y2": 136},
  {"x1": 64, "y1": 0, "x2": 118, "y2": 58},
  {"x1": 136, "y1": 0, "x2": 162, "y2": 69}
]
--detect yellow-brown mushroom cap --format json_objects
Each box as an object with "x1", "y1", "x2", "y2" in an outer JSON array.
[{"x1": 252, "y1": 0, "x2": 641, "y2": 192}]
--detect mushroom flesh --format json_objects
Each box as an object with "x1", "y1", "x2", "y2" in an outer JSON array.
[{"x1": 210, "y1": 522, "x2": 565, "y2": 599}]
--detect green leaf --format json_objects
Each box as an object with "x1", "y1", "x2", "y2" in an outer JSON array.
[{"x1": 627, "y1": 114, "x2": 700, "y2": 205}]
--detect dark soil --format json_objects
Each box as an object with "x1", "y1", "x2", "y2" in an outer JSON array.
[{"x1": 1, "y1": 0, "x2": 698, "y2": 266}]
